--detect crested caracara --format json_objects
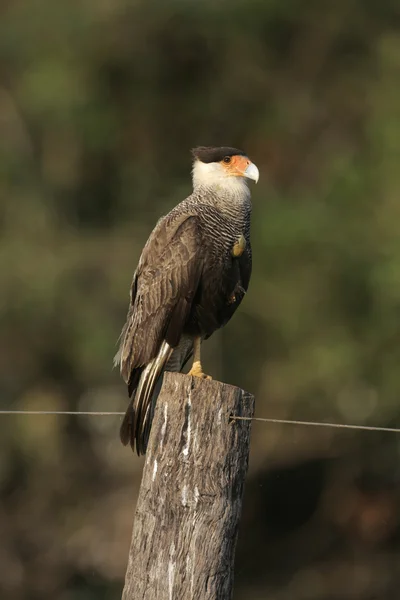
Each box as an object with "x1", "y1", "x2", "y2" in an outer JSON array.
[{"x1": 115, "y1": 146, "x2": 259, "y2": 454}]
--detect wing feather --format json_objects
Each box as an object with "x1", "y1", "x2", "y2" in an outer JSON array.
[
  {"x1": 117, "y1": 213, "x2": 203, "y2": 383},
  {"x1": 117, "y1": 212, "x2": 203, "y2": 453}
]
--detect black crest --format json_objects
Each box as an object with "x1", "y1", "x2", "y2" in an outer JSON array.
[{"x1": 191, "y1": 146, "x2": 246, "y2": 163}]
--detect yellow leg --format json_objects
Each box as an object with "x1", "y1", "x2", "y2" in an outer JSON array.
[
  {"x1": 188, "y1": 337, "x2": 212, "y2": 380},
  {"x1": 232, "y1": 234, "x2": 246, "y2": 258}
]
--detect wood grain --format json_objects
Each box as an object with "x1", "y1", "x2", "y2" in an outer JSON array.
[{"x1": 122, "y1": 372, "x2": 255, "y2": 600}]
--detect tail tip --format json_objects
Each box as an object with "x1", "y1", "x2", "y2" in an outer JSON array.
[{"x1": 120, "y1": 410, "x2": 133, "y2": 447}]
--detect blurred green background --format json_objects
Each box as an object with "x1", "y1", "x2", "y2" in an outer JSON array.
[{"x1": 1, "y1": 0, "x2": 400, "y2": 598}]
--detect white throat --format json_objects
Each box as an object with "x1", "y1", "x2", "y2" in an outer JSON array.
[{"x1": 192, "y1": 160, "x2": 249, "y2": 197}]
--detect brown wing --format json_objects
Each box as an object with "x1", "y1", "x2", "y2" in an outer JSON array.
[
  {"x1": 240, "y1": 241, "x2": 252, "y2": 292},
  {"x1": 117, "y1": 213, "x2": 204, "y2": 385},
  {"x1": 233, "y1": 241, "x2": 252, "y2": 307},
  {"x1": 214, "y1": 241, "x2": 252, "y2": 332}
]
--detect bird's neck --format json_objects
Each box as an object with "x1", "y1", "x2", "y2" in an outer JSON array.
[{"x1": 193, "y1": 181, "x2": 252, "y2": 223}]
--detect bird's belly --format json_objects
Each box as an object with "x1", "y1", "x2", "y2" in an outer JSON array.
[{"x1": 185, "y1": 258, "x2": 243, "y2": 337}]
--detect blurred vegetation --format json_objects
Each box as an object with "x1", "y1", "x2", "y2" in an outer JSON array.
[{"x1": 1, "y1": 0, "x2": 400, "y2": 598}]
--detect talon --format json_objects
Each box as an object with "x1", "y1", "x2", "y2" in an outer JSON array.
[
  {"x1": 227, "y1": 293, "x2": 236, "y2": 305},
  {"x1": 188, "y1": 361, "x2": 212, "y2": 380},
  {"x1": 189, "y1": 337, "x2": 213, "y2": 380},
  {"x1": 232, "y1": 234, "x2": 246, "y2": 258}
]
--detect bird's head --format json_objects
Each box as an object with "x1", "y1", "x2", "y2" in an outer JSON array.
[{"x1": 191, "y1": 146, "x2": 259, "y2": 192}]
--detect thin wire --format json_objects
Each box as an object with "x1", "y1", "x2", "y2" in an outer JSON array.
[
  {"x1": 0, "y1": 410, "x2": 400, "y2": 434},
  {"x1": 0, "y1": 410, "x2": 125, "y2": 416},
  {"x1": 229, "y1": 416, "x2": 400, "y2": 434}
]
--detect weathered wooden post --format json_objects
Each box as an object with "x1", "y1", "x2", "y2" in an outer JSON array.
[{"x1": 122, "y1": 372, "x2": 254, "y2": 600}]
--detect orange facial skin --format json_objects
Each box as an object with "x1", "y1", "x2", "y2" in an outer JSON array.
[{"x1": 220, "y1": 154, "x2": 251, "y2": 177}]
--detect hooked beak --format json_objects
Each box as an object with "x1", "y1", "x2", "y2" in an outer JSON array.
[{"x1": 244, "y1": 162, "x2": 259, "y2": 183}]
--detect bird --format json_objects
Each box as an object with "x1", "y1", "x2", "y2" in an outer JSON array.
[{"x1": 114, "y1": 146, "x2": 259, "y2": 455}]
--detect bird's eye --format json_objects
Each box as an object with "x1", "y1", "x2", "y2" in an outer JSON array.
[{"x1": 223, "y1": 156, "x2": 231, "y2": 164}]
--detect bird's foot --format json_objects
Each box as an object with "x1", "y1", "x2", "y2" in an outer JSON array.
[
  {"x1": 232, "y1": 234, "x2": 246, "y2": 258},
  {"x1": 227, "y1": 285, "x2": 245, "y2": 305},
  {"x1": 188, "y1": 361, "x2": 212, "y2": 380}
]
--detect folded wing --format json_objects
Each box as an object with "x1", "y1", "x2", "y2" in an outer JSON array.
[{"x1": 115, "y1": 213, "x2": 204, "y2": 453}]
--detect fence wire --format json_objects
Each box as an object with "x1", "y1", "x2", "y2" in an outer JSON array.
[{"x1": 0, "y1": 410, "x2": 399, "y2": 434}]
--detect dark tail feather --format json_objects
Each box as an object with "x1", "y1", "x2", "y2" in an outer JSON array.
[
  {"x1": 120, "y1": 369, "x2": 142, "y2": 447},
  {"x1": 120, "y1": 399, "x2": 134, "y2": 447},
  {"x1": 120, "y1": 341, "x2": 173, "y2": 456}
]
